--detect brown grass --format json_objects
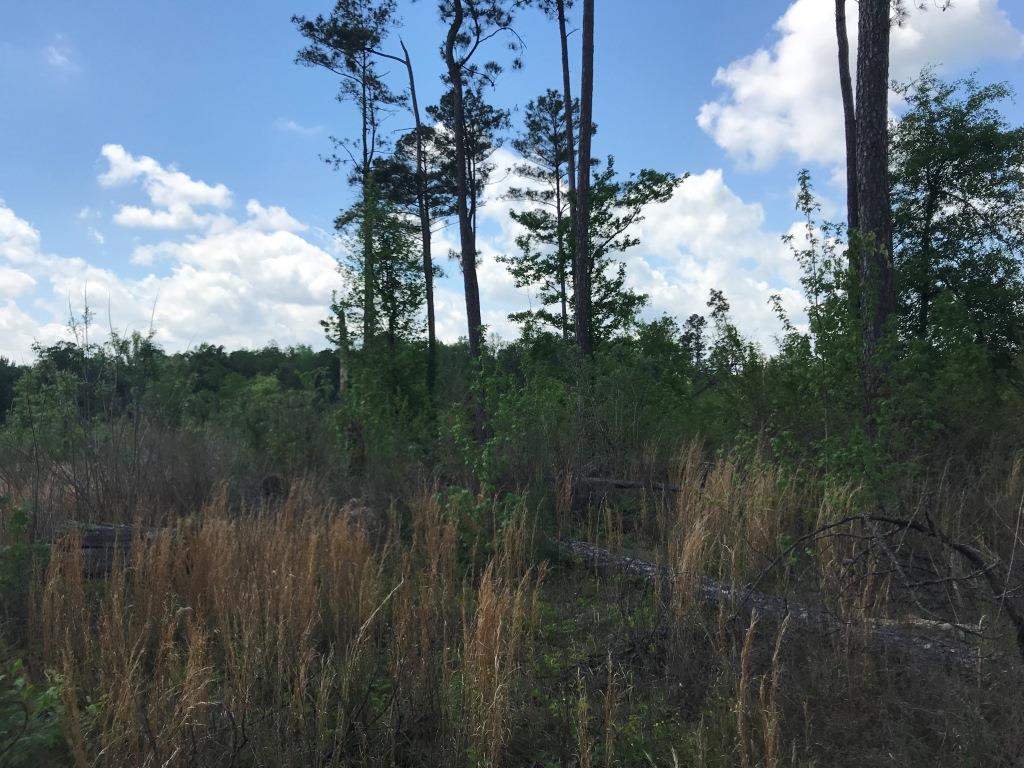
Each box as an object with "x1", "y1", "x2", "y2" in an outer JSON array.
[
  {"x1": 11, "y1": 442, "x2": 1024, "y2": 766},
  {"x1": 28, "y1": 486, "x2": 544, "y2": 767}
]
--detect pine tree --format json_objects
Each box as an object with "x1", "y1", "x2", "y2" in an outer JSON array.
[
  {"x1": 322, "y1": 182, "x2": 424, "y2": 351},
  {"x1": 294, "y1": 1, "x2": 403, "y2": 348},
  {"x1": 500, "y1": 90, "x2": 579, "y2": 339},
  {"x1": 503, "y1": 154, "x2": 681, "y2": 344}
]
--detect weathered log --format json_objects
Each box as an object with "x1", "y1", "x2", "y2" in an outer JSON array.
[
  {"x1": 578, "y1": 477, "x2": 683, "y2": 493},
  {"x1": 64, "y1": 523, "x2": 151, "y2": 578},
  {"x1": 553, "y1": 538, "x2": 982, "y2": 668}
]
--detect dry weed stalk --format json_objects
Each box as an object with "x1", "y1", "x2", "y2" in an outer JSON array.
[
  {"x1": 602, "y1": 654, "x2": 619, "y2": 768},
  {"x1": 758, "y1": 614, "x2": 790, "y2": 768},
  {"x1": 34, "y1": 484, "x2": 552, "y2": 766},
  {"x1": 573, "y1": 669, "x2": 593, "y2": 768},
  {"x1": 669, "y1": 445, "x2": 804, "y2": 625},
  {"x1": 460, "y1": 556, "x2": 541, "y2": 767},
  {"x1": 735, "y1": 610, "x2": 759, "y2": 768}
]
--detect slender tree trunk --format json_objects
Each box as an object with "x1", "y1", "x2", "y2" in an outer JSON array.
[
  {"x1": 444, "y1": 0, "x2": 486, "y2": 440},
  {"x1": 855, "y1": 0, "x2": 895, "y2": 398},
  {"x1": 360, "y1": 177, "x2": 376, "y2": 347},
  {"x1": 555, "y1": 173, "x2": 568, "y2": 341},
  {"x1": 572, "y1": 0, "x2": 595, "y2": 354},
  {"x1": 916, "y1": 182, "x2": 939, "y2": 339},
  {"x1": 836, "y1": 0, "x2": 858, "y2": 234},
  {"x1": 557, "y1": 0, "x2": 581, "y2": 346},
  {"x1": 557, "y1": 0, "x2": 578, "y2": 234},
  {"x1": 836, "y1": 0, "x2": 862, "y2": 322},
  {"x1": 360, "y1": 58, "x2": 376, "y2": 347},
  {"x1": 338, "y1": 299, "x2": 349, "y2": 395},
  {"x1": 399, "y1": 39, "x2": 436, "y2": 395}
]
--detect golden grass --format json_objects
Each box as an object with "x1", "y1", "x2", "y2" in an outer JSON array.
[
  {"x1": 15, "y1": 445, "x2": 1024, "y2": 766},
  {"x1": 31, "y1": 486, "x2": 542, "y2": 767},
  {"x1": 667, "y1": 445, "x2": 811, "y2": 625}
]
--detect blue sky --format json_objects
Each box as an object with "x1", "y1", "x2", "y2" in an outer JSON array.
[{"x1": 1, "y1": 0, "x2": 1022, "y2": 359}]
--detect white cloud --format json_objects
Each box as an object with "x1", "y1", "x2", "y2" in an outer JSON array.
[
  {"x1": 698, "y1": 0, "x2": 1024, "y2": 171},
  {"x1": 99, "y1": 144, "x2": 232, "y2": 229},
  {"x1": 244, "y1": 200, "x2": 307, "y2": 233},
  {"x1": 429, "y1": 148, "x2": 547, "y2": 343},
  {"x1": 0, "y1": 146, "x2": 808, "y2": 359},
  {"x1": 43, "y1": 34, "x2": 77, "y2": 72},
  {"x1": 88, "y1": 227, "x2": 105, "y2": 245},
  {"x1": 626, "y1": 170, "x2": 804, "y2": 348},
  {"x1": 0, "y1": 151, "x2": 344, "y2": 359},
  {"x1": 274, "y1": 118, "x2": 324, "y2": 137},
  {"x1": 0, "y1": 266, "x2": 36, "y2": 299},
  {"x1": 432, "y1": 151, "x2": 803, "y2": 350},
  {"x1": 0, "y1": 301, "x2": 56, "y2": 363},
  {"x1": 0, "y1": 200, "x2": 43, "y2": 264}
]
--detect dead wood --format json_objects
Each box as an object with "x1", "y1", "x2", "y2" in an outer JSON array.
[
  {"x1": 578, "y1": 477, "x2": 683, "y2": 493},
  {"x1": 553, "y1": 537, "x2": 983, "y2": 668}
]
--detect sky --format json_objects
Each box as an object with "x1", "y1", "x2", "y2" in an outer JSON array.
[{"x1": 1, "y1": 0, "x2": 1023, "y2": 361}]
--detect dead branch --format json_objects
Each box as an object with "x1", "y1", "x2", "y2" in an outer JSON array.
[{"x1": 863, "y1": 513, "x2": 1024, "y2": 659}]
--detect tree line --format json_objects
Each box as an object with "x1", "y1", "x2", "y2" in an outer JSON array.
[{"x1": 291, "y1": 0, "x2": 1023, "y2": 455}]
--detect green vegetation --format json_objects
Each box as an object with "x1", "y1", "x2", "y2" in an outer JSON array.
[{"x1": 2, "y1": 18, "x2": 1024, "y2": 766}]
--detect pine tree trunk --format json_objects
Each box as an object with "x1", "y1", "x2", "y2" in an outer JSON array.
[
  {"x1": 361, "y1": 176, "x2": 376, "y2": 347},
  {"x1": 573, "y1": 0, "x2": 595, "y2": 355},
  {"x1": 557, "y1": 0, "x2": 578, "y2": 238},
  {"x1": 360, "y1": 57, "x2": 377, "y2": 348},
  {"x1": 836, "y1": 0, "x2": 858, "y2": 234},
  {"x1": 400, "y1": 40, "x2": 436, "y2": 396},
  {"x1": 854, "y1": 0, "x2": 894, "y2": 397},
  {"x1": 555, "y1": 168, "x2": 568, "y2": 341},
  {"x1": 444, "y1": 0, "x2": 486, "y2": 440}
]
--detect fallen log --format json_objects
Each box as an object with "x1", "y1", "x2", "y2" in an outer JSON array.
[
  {"x1": 578, "y1": 477, "x2": 683, "y2": 493},
  {"x1": 65, "y1": 523, "x2": 153, "y2": 577},
  {"x1": 553, "y1": 538, "x2": 983, "y2": 668}
]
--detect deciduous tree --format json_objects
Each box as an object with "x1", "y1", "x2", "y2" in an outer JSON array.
[{"x1": 891, "y1": 72, "x2": 1024, "y2": 364}]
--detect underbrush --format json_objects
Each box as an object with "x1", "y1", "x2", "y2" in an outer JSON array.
[{"x1": 3, "y1": 448, "x2": 1024, "y2": 765}]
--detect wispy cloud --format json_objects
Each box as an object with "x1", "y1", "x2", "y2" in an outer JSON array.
[
  {"x1": 43, "y1": 34, "x2": 78, "y2": 73},
  {"x1": 274, "y1": 118, "x2": 323, "y2": 137}
]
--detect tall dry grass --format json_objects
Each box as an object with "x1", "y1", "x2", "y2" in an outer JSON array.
[
  {"x1": 666, "y1": 445, "x2": 814, "y2": 624},
  {"x1": 16, "y1": 442, "x2": 1024, "y2": 766},
  {"x1": 30, "y1": 486, "x2": 542, "y2": 767}
]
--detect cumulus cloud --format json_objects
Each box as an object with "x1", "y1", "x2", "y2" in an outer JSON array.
[
  {"x1": 626, "y1": 170, "x2": 805, "y2": 348},
  {"x1": 698, "y1": 0, "x2": 1024, "y2": 171},
  {"x1": 429, "y1": 148, "x2": 548, "y2": 343},
  {"x1": 0, "y1": 201, "x2": 43, "y2": 264},
  {"x1": 432, "y1": 151, "x2": 803, "y2": 350},
  {"x1": 244, "y1": 200, "x2": 307, "y2": 233},
  {"x1": 0, "y1": 266, "x2": 37, "y2": 299},
  {"x1": 0, "y1": 301, "x2": 55, "y2": 363},
  {"x1": 99, "y1": 144, "x2": 233, "y2": 229},
  {"x1": 0, "y1": 145, "x2": 809, "y2": 359},
  {"x1": 0, "y1": 150, "x2": 343, "y2": 358}
]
